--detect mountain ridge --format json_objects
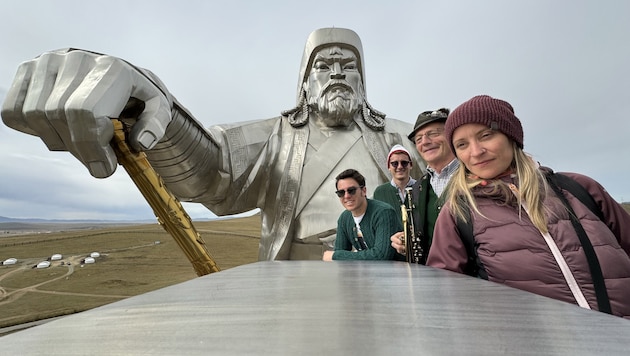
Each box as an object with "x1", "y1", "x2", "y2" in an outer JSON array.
[
  {"x1": 0, "y1": 215, "x2": 156, "y2": 224},
  {"x1": 0, "y1": 215, "x2": 216, "y2": 224}
]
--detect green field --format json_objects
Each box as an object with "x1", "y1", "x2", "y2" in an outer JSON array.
[{"x1": 0, "y1": 215, "x2": 260, "y2": 328}]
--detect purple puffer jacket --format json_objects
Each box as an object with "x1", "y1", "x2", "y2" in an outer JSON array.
[{"x1": 427, "y1": 168, "x2": 630, "y2": 319}]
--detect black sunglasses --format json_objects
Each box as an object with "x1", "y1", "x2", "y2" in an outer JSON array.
[
  {"x1": 390, "y1": 160, "x2": 411, "y2": 169},
  {"x1": 335, "y1": 186, "x2": 363, "y2": 198}
]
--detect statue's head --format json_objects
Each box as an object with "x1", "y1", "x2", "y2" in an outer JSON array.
[
  {"x1": 303, "y1": 45, "x2": 364, "y2": 127},
  {"x1": 297, "y1": 27, "x2": 366, "y2": 98},
  {"x1": 283, "y1": 28, "x2": 385, "y2": 130}
]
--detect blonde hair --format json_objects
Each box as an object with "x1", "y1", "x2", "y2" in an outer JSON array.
[{"x1": 446, "y1": 143, "x2": 550, "y2": 233}]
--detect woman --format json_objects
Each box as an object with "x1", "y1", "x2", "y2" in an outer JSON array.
[{"x1": 424, "y1": 95, "x2": 630, "y2": 318}]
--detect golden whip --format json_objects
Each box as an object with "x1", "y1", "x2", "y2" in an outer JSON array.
[{"x1": 111, "y1": 118, "x2": 220, "y2": 276}]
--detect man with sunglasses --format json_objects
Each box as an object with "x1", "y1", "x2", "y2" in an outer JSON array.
[
  {"x1": 390, "y1": 108, "x2": 459, "y2": 264},
  {"x1": 373, "y1": 145, "x2": 416, "y2": 221},
  {"x1": 323, "y1": 169, "x2": 403, "y2": 261}
]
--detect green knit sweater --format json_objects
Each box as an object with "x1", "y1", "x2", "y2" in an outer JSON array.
[
  {"x1": 333, "y1": 199, "x2": 403, "y2": 260},
  {"x1": 373, "y1": 182, "x2": 410, "y2": 222}
]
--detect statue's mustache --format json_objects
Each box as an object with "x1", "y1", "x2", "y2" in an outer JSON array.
[{"x1": 321, "y1": 80, "x2": 354, "y2": 98}]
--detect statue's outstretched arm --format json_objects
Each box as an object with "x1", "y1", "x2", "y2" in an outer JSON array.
[
  {"x1": 145, "y1": 98, "x2": 224, "y2": 202},
  {"x1": 2, "y1": 48, "x2": 266, "y2": 211},
  {"x1": 2, "y1": 48, "x2": 174, "y2": 178}
]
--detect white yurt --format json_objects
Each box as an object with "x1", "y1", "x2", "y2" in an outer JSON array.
[
  {"x1": 37, "y1": 261, "x2": 51, "y2": 269},
  {"x1": 84, "y1": 257, "x2": 96, "y2": 264},
  {"x1": 51, "y1": 254, "x2": 63, "y2": 261},
  {"x1": 3, "y1": 258, "x2": 17, "y2": 265},
  {"x1": 90, "y1": 252, "x2": 100, "y2": 258}
]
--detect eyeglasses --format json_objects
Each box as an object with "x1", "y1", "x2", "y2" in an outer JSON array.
[
  {"x1": 414, "y1": 129, "x2": 444, "y2": 144},
  {"x1": 335, "y1": 186, "x2": 363, "y2": 198},
  {"x1": 389, "y1": 160, "x2": 411, "y2": 169}
]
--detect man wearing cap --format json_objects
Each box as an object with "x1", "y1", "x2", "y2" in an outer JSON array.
[
  {"x1": 390, "y1": 108, "x2": 458, "y2": 264},
  {"x1": 2, "y1": 27, "x2": 422, "y2": 261},
  {"x1": 373, "y1": 144, "x2": 416, "y2": 221}
]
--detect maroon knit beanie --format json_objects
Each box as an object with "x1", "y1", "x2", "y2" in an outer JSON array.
[{"x1": 444, "y1": 95, "x2": 524, "y2": 153}]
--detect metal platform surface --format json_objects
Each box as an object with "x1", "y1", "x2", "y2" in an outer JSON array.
[{"x1": 1, "y1": 261, "x2": 629, "y2": 355}]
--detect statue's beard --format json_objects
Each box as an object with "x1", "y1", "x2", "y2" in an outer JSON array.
[{"x1": 308, "y1": 81, "x2": 363, "y2": 127}]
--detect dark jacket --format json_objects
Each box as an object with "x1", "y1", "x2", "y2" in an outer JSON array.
[{"x1": 408, "y1": 174, "x2": 443, "y2": 264}]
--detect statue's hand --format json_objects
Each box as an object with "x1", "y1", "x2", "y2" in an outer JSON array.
[{"x1": 1, "y1": 49, "x2": 172, "y2": 178}]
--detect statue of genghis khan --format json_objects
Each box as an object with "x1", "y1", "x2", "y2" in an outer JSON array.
[{"x1": 2, "y1": 27, "x2": 423, "y2": 260}]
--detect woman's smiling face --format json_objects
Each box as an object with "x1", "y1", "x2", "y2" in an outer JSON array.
[{"x1": 452, "y1": 123, "x2": 514, "y2": 179}]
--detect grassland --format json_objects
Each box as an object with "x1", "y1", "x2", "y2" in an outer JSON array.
[{"x1": 0, "y1": 214, "x2": 260, "y2": 328}]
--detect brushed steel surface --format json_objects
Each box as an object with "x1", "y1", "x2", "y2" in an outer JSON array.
[{"x1": 1, "y1": 261, "x2": 629, "y2": 355}]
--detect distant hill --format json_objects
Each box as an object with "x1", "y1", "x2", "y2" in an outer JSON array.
[
  {"x1": 0, "y1": 221, "x2": 147, "y2": 236},
  {"x1": 1, "y1": 203, "x2": 627, "y2": 233},
  {"x1": 0, "y1": 216, "x2": 153, "y2": 236},
  {"x1": 0, "y1": 216, "x2": 155, "y2": 224},
  {"x1": 0, "y1": 215, "x2": 235, "y2": 236}
]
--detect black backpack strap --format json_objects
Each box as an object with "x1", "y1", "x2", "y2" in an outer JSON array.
[
  {"x1": 454, "y1": 196, "x2": 486, "y2": 279},
  {"x1": 546, "y1": 172, "x2": 612, "y2": 314},
  {"x1": 548, "y1": 173, "x2": 604, "y2": 221}
]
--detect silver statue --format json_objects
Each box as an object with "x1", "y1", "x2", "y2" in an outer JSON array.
[{"x1": 1, "y1": 28, "x2": 423, "y2": 260}]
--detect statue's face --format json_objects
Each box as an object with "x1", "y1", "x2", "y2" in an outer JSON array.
[{"x1": 304, "y1": 46, "x2": 364, "y2": 127}]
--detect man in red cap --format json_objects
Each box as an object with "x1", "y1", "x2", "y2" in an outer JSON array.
[{"x1": 373, "y1": 144, "x2": 416, "y2": 221}]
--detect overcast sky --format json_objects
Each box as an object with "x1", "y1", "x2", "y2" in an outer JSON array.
[{"x1": 1, "y1": 0, "x2": 628, "y2": 220}]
